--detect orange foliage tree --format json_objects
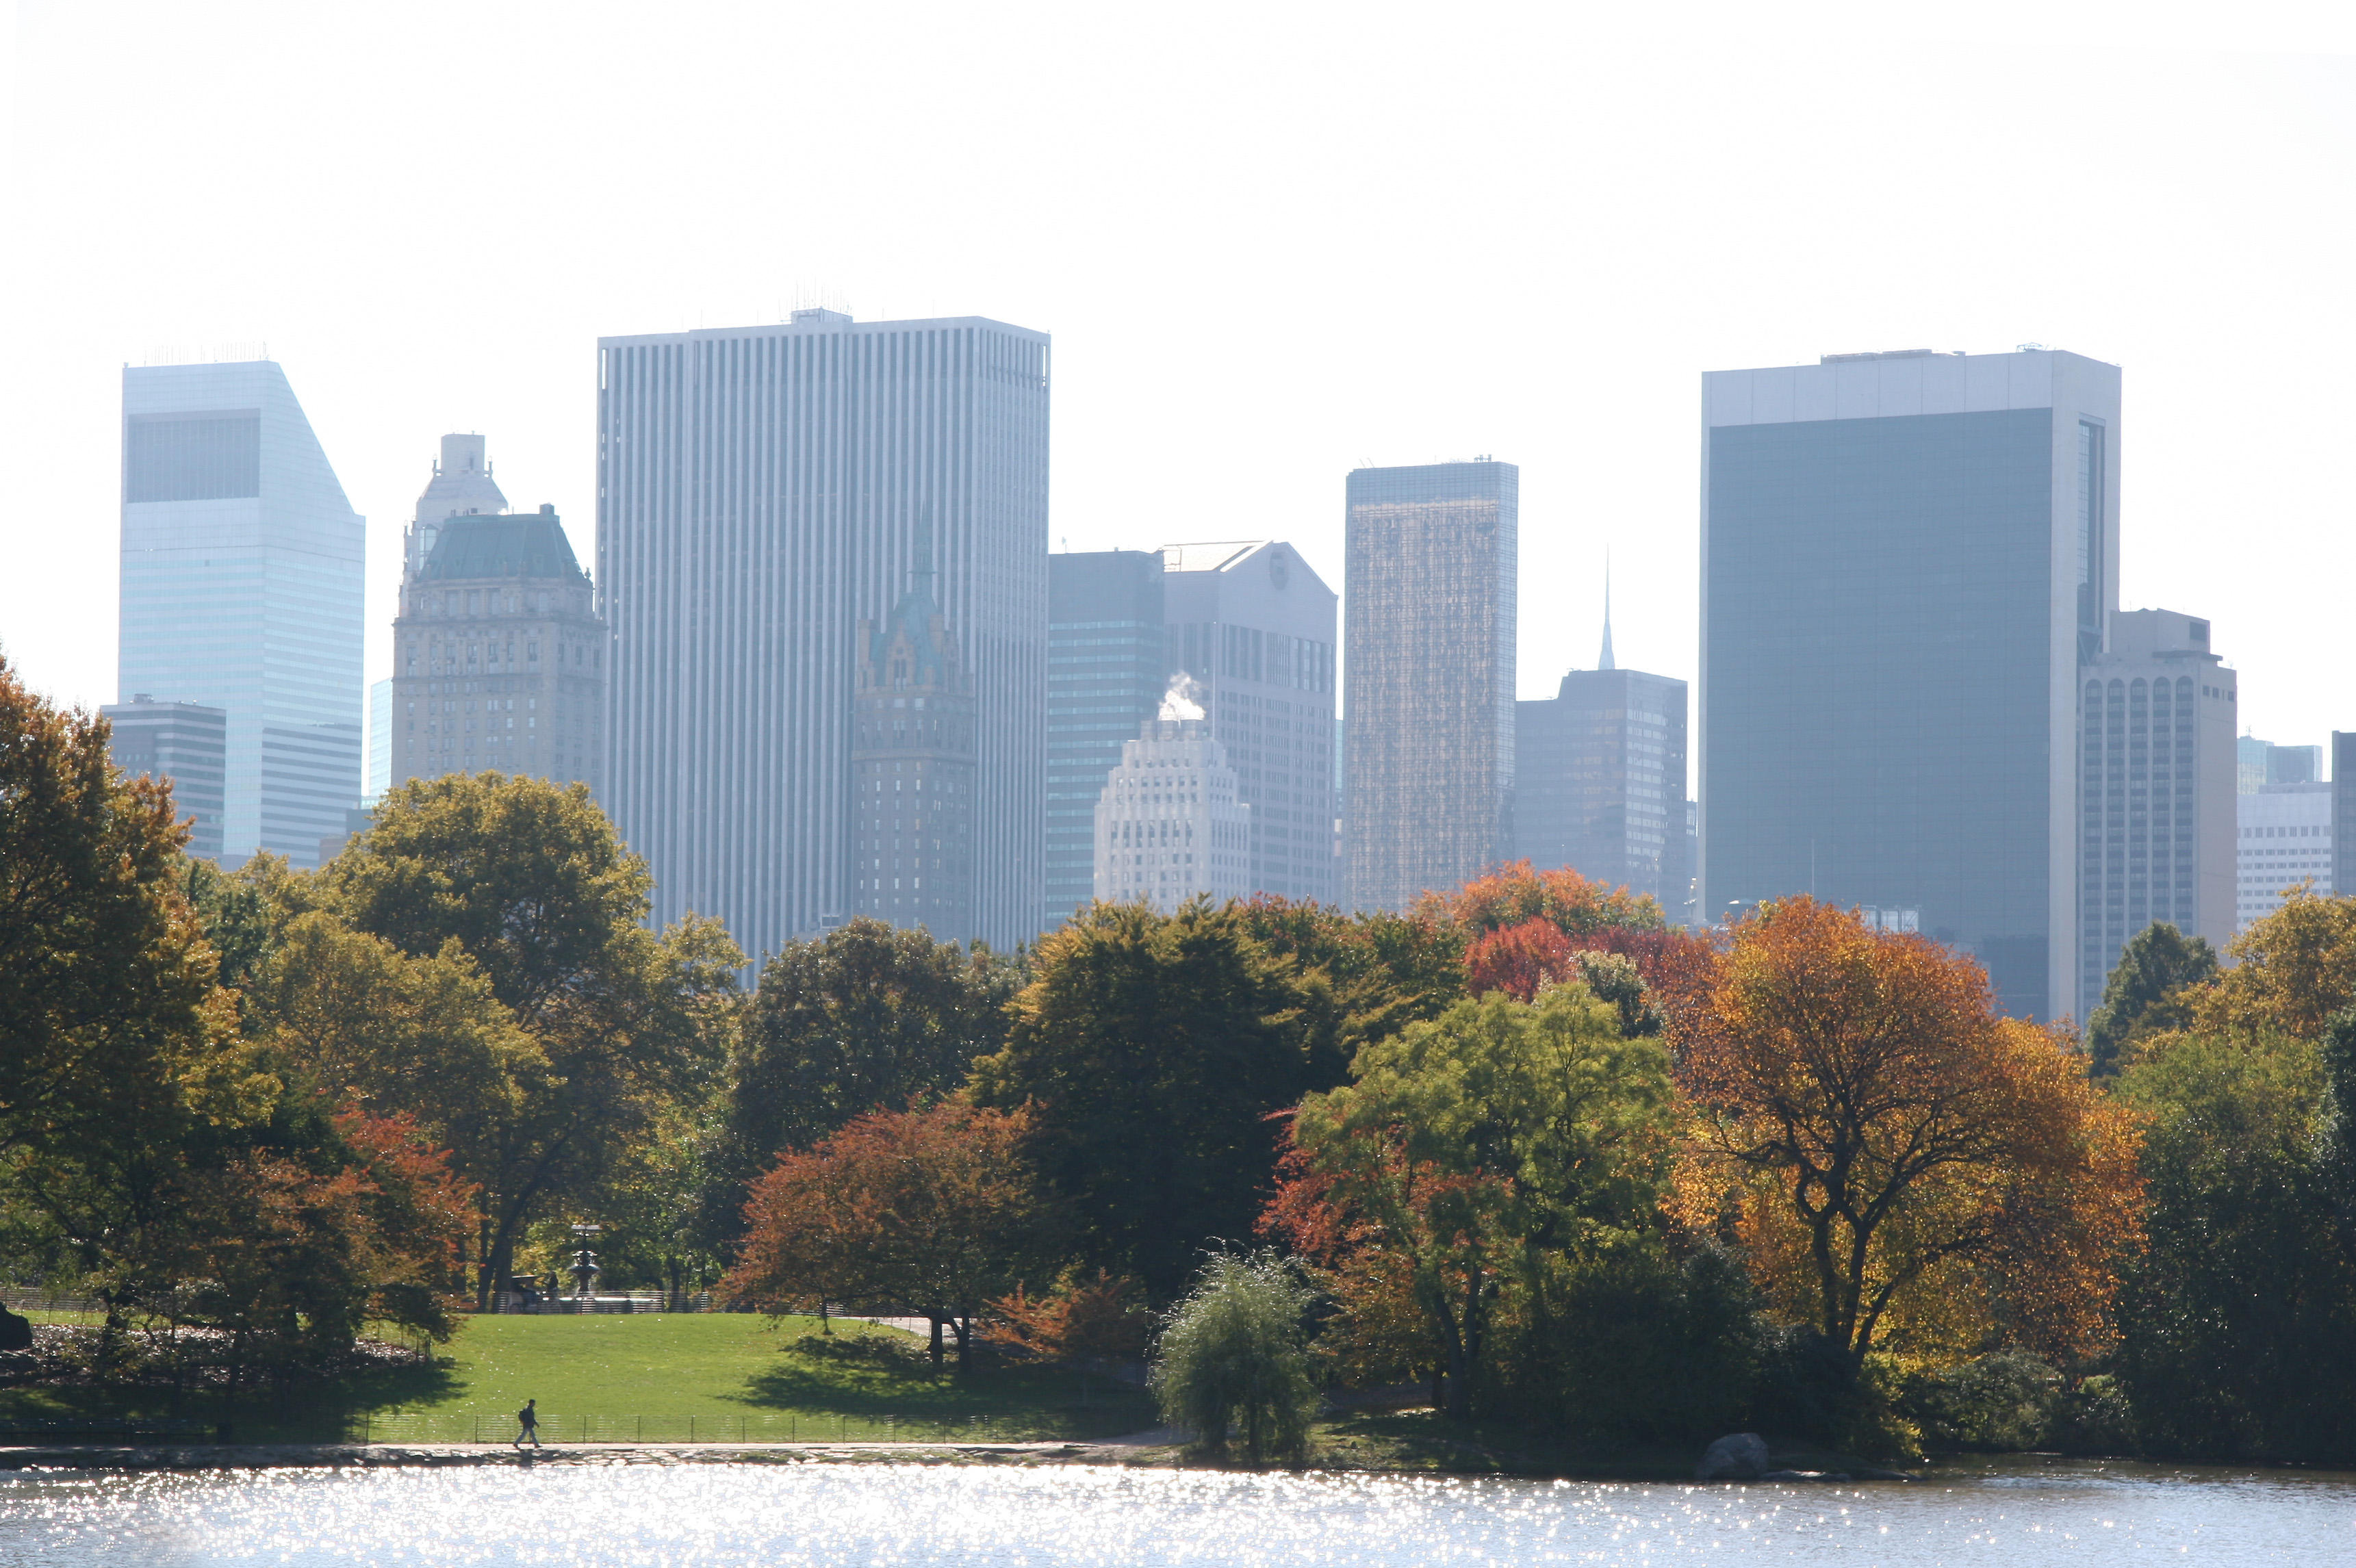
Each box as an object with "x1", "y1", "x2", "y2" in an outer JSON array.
[
  {"x1": 721, "y1": 1098, "x2": 1048, "y2": 1370},
  {"x1": 1672, "y1": 898, "x2": 2143, "y2": 1370},
  {"x1": 985, "y1": 1269, "x2": 1151, "y2": 1368},
  {"x1": 1446, "y1": 863, "x2": 1717, "y2": 1026}
]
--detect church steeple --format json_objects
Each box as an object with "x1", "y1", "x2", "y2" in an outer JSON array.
[{"x1": 1598, "y1": 554, "x2": 1616, "y2": 671}]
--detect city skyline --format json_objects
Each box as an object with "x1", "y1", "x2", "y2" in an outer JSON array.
[{"x1": 12, "y1": 18, "x2": 2351, "y2": 779}]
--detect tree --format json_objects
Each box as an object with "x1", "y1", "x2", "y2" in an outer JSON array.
[
  {"x1": 970, "y1": 899, "x2": 1340, "y2": 1300},
  {"x1": 2114, "y1": 1027, "x2": 2356, "y2": 1461},
  {"x1": 1672, "y1": 897, "x2": 2143, "y2": 1372},
  {"x1": 987, "y1": 1268, "x2": 1152, "y2": 1368},
  {"x1": 0, "y1": 658, "x2": 243, "y2": 1173},
  {"x1": 1425, "y1": 860, "x2": 1663, "y2": 940},
  {"x1": 2190, "y1": 888, "x2": 2356, "y2": 1044},
  {"x1": 321, "y1": 773, "x2": 742, "y2": 1304},
  {"x1": 721, "y1": 1098, "x2": 1047, "y2": 1370},
  {"x1": 2084, "y1": 921, "x2": 2218, "y2": 1077},
  {"x1": 1151, "y1": 1252, "x2": 1320, "y2": 1462},
  {"x1": 1270, "y1": 986, "x2": 1677, "y2": 1419},
  {"x1": 710, "y1": 918, "x2": 1021, "y2": 1244}
]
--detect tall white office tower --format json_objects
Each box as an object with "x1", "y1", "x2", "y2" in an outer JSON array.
[
  {"x1": 2077, "y1": 610, "x2": 2236, "y2": 1016},
  {"x1": 1702, "y1": 348, "x2": 2121, "y2": 1021},
  {"x1": 598, "y1": 309, "x2": 1051, "y2": 960},
  {"x1": 119, "y1": 360, "x2": 364, "y2": 866},
  {"x1": 1159, "y1": 541, "x2": 1339, "y2": 904},
  {"x1": 1093, "y1": 717, "x2": 1253, "y2": 912}
]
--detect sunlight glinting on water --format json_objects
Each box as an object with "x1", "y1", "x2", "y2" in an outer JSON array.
[{"x1": 1, "y1": 1461, "x2": 2353, "y2": 1567}]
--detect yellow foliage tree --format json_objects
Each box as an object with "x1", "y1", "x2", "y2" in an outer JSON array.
[
  {"x1": 2190, "y1": 887, "x2": 2356, "y2": 1044},
  {"x1": 1672, "y1": 897, "x2": 2142, "y2": 1370}
]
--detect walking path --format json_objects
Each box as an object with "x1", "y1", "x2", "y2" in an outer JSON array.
[{"x1": 0, "y1": 1430, "x2": 1188, "y2": 1472}]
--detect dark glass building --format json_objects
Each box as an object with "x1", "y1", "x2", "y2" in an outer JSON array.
[
  {"x1": 1045, "y1": 551, "x2": 1165, "y2": 927},
  {"x1": 102, "y1": 695, "x2": 228, "y2": 860},
  {"x1": 2335, "y1": 732, "x2": 2355, "y2": 897},
  {"x1": 1344, "y1": 460, "x2": 1516, "y2": 912},
  {"x1": 1516, "y1": 663, "x2": 1688, "y2": 911},
  {"x1": 1701, "y1": 349, "x2": 2121, "y2": 1020},
  {"x1": 1161, "y1": 540, "x2": 1338, "y2": 905}
]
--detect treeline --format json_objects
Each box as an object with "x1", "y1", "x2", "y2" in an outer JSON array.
[{"x1": 10, "y1": 653, "x2": 2356, "y2": 1463}]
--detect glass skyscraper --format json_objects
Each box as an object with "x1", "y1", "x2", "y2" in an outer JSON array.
[
  {"x1": 1344, "y1": 461, "x2": 1517, "y2": 912},
  {"x1": 118, "y1": 360, "x2": 364, "y2": 866},
  {"x1": 1046, "y1": 551, "x2": 1165, "y2": 927},
  {"x1": 599, "y1": 309, "x2": 1050, "y2": 960},
  {"x1": 1162, "y1": 540, "x2": 1339, "y2": 905},
  {"x1": 101, "y1": 695, "x2": 228, "y2": 860},
  {"x1": 1700, "y1": 348, "x2": 2121, "y2": 1020},
  {"x1": 1517, "y1": 664, "x2": 1689, "y2": 910}
]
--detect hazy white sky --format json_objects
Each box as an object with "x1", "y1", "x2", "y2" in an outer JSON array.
[{"x1": 5, "y1": 3, "x2": 2353, "y2": 783}]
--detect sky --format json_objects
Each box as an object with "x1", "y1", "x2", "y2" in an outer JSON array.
[{"x1": 5, "y1": 3, "x2": 2354, "y2": 791}]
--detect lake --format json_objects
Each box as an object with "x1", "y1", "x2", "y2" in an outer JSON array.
[{"x1": 1, "y1": 1456, "x2": 2350, "y2": 1565}]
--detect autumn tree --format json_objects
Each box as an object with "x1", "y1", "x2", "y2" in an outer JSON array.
[
  {"x1": 1673, "y1": 897, "x2": 2143, "y2": 1372},
  {"x1": 321, "y1": 773, "x2": 742, "y2": 1304},
  {"x1": 708, "y1": 918, "x2": 1021, "y2": 1246},
  {"x1": 2084, "y1": 921, "x2": 2218, "y2": 1076},
  {"x1": 2190, "y1": 888, "x2": 2356, "y2": 1044},
  {"x1": 970, "y1": 899, "x2": 1342, "y2": 1300},
  {"x1": 987, "y1": 1269, "x2": 1151, "y2": 1368},
  {"x1": 721, "y1": 1099, "x2": 1047, "y2": 1370},
  {"x1": 1272, "y1": 986, "x2": 1678, "y2": 1418},
  {"x1": 1426, "y1": 860, "x2": 1663, "y2": 941}
]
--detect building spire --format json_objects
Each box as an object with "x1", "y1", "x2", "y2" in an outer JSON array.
[{"x1": 1598, "y1": 552, "x2": 1616, "y2": 671}]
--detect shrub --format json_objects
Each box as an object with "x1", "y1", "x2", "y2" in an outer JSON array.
[{"x1": 1151, "y1": 1253, "x2": 1320, "y2": 1463}]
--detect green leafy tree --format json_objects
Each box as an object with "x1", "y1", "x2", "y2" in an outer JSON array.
[
  {"x1": 1151, "y1": 1252, "x2": 1320, "y2": 1462},
  {"x1": 970, "y1": 899, "x2": 1339, "y2": 1300},
  {"x1": 709, "y1": 918, "x2": 1020, "y2": 1246},
  {"x1": 1271, "y1": 986, "x2": 1678, "y2": 1419},
  {"x1": 2114, "y1": 1027, "x2": 2356, "y2": 1461},
  {"x1": 2084, "y1": 921, "x2": 2218, "y2": 1076},
  {"x1": 321, "y1": 773, "x2": 742, "y2": 1304}
]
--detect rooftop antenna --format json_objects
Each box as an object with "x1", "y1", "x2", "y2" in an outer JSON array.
[{"x1": 1598, "y1": 550, "x2": 1617, "y2": 671}]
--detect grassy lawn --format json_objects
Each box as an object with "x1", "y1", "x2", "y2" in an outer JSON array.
[{"x1": 0, "y1": 1313, "x2": 1155, "y2": 1446}]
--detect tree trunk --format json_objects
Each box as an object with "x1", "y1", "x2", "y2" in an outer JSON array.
[
  {"x1": 952, "y1": 1314, "x2": 972, "y2": 1375},
  {"x1": 927, "y1": 1315, "x2": 945, "y2": 1370}
]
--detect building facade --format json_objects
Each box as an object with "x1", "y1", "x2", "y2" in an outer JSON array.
[
  {"x1": 119, "y1": 360, "x2": 363, "y2": 866},
  {"x1": 851, "y1": 569, "x2": 978, "y2": 939},
  {"x1": 1702, "y1": 348, "x2": 2122, "y2": 1020},
  {"x1": 1046, "y1": 552, "x2": 1165, "y2": 927},
  {"x1": 1516, "y1": 658, "x2": 1689, "y2": 910},
  {"x1": 101, "y1": 695, "x2": 228, "y2": 860},
  {"x1": 1344, "y1": 461, "x2": 1517, "y2": 912},
  {"x1": 1093, "y1": 718, "x2": 1253, "y2": 912},
  {"x1": 598, "y1": 310, "x2": 1050, "y2": 960},
  {"x1": 2238, "y1": 783, "x2": 2333, "y2": 933},
  {"x1": 2077, "y1": 610, "x2": 2236, "y2": 1014},
  {"x1": 2338, "y1": 732, "x2": 2356, "y2": 899},
  {"x1": 1162, "y1": 540, "x2": 1338, "y2": 905},
  {"x1": 390, "y1": 502, "x2": 604, "y2": 795}
]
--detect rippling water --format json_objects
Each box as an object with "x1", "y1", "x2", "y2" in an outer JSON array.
[{"x1": 1, "y1": 1458, "x2": 2351, "y2": 1567}]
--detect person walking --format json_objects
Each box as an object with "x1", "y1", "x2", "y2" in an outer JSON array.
[{"x1": 514, "y1": 1398, "x2": 543, "y2": 1447}]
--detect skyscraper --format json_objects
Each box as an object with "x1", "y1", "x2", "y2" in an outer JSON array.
[
  {"x1": 2335, "y1": 732, "x2": 2355, "y2": 897},
  {"x1": 101, "y1": 695, "x2": 227, "y2": 860},
  {"x1": 599, "y1": 310, "x2": 1050, "y2": 960},
  {"x1": 1516, "y1": 605, "x2": 1689, "y2": 909},
  {"x1": 1093, "y1": 718, "x2": 1253, "y2": 912},
  {"x1": 852, "y1": 565, "x2": 978, "y2": 940},
  {"x1": 2077, "y1": 609, "x2": 2235, "y2": 1011},
  {"x1": 1161, "y1": 540, "x2": 1339, "y2": 905},
  {"x1": 368, "y1": 680, "x2": 392, "y2": 799},
  {"x1": 391, "y1": 503, "x2": 604, "y2": 797},
  {"x1": 1344, "y1": 461, "x2": 1517, "y2": 912},
  {"x1": 2237, "y1": 784, "x2": 2331, "y2": 933},
  {"x1": 119, "y1": 360, "x2": 364, "y2": 866},
  {"x1": 1046, "y1": 551, "x2": 1165, "y2": 927},
  {"x1": 1701, "y1": 348, "x2": 2121, "y2": 1020}
]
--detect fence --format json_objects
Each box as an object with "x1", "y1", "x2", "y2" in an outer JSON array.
[{"x1": 337, "y1": 1406, "x2": 1150, "y2": 1445}]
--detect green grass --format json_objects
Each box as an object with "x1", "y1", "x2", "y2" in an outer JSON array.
[{"x1": 0, "y1": 1313, "x2": 1155, "y2": 1446}]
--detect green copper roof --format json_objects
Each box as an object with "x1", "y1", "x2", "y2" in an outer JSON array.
[{"x1": 418, "y1": 511, "x2": 585, "y2": 583}]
